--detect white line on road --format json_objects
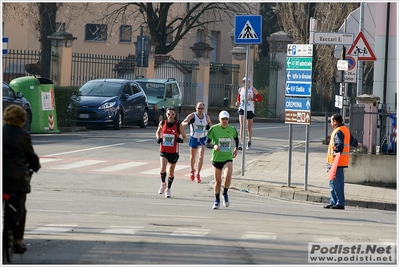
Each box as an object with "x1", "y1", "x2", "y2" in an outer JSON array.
[
  {"x1": 141, "y1": 164, "x2": 191, "y2": 175},
  {"x1": 44, "y1": 143, "x2": 126, "y2": 157},
  {"x1": 38, "y1": 158, "x2": 63, "y2": 163},
  {"x1": 48, "y1": 160, "x2": 106, "y2": 170},
  {"x1": 148, "y1": 214, "x2": 213, "y2": 219},
  {"x1": 241, "y1": 231, "x2": 277, "y2": 240},
  {"x1": 94, "y1": 162, "x2": 148, "y2": 172}
]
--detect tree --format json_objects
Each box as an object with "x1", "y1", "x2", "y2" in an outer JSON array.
[
  {"x1": 2, "y1": 3, "x2": 87, "y2": 78},
  {"x1": 273, "y1": 3, "x2": 360, "y2": 111},
  {"x1": 98, "y1": 3, "x2": 252, "y2": 54},
  {"x1": 259, "y1": 3, "x2": 280, "y2": 60}
]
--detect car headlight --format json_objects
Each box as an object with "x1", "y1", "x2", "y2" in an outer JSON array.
[
  {"x1": 98, "y1": 102, "x2": 116, "y2": 109},
  {"x1": 148, "y1": 104, "x2": 157, "y2": 110}
]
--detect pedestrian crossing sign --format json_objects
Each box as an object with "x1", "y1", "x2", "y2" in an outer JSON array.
[{"x1": 234, "y1": 15, "x2": 262, "y2": 44}]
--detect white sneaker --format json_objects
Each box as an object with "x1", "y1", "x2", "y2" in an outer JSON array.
[
  {"x1": 246, "y1": 141, "x2": 252, "y2": 150},
  {"x1": 212, "y1": 199, "x2": 220, "y2": 209},
  {"x1": 222, "y1": 194, "x2": 230, "y2": 207},
  {"x1": 158, "y1": 183, "x2": 166, "y2": 194},
  {"x1": 165, "y1": 188, "x2": 171, "y2": 198}
]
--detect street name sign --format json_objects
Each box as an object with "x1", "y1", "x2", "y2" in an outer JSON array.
[
  {"x1": 285, "y1": 97, "x2": 311, "y2": 111},
  {"x1": 286, "y1": 57, "x2": 312, "y2": 70},
  {"x1": 285, "y1": 82, "x2": 312, "y2": 97},
  {"x1": 234, "y1": 15, "x2": 262, "y2": 45},
  {"x1": 2, "y1": 36, "x2": 8, "y2": 55},
  {"x1": 287, "y1": 44, "x2": 313, "y2": 56},
  {"x1": 313, "y1": 32, "x2": 354, "y2": 45},
  {"x1": 286, "y1": 70, "x2": 312, "y2": 83}
]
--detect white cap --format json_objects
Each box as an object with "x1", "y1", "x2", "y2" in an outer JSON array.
[
  {"x1": 242, "y1": 77, "x2": 250, "y2": 81},
  {"x1": 219, "y1": 110, "x2": 230, "y2": 119}
]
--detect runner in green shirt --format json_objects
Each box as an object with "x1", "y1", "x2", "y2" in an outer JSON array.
[{"x1": 206, "y1": 110, "x2": 239, "y2": 209}]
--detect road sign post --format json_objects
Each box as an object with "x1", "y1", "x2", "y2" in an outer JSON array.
[
  {"x1": 234, "y1": 15, "x2": 262, "y2": 176},
  {"x1": 285, "y1": 43, "x2": 313, "y2": 191}
]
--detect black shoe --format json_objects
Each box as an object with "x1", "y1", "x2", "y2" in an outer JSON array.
[
  {"x1": 331, "y1": 205, "x2": 345, "y2": 209},
  {"x1": 14, "y1": 244, "x2": 27, "y2": 254},
  {"x1": 323, "y1": 204, "x2": 332, "y2": 209}
]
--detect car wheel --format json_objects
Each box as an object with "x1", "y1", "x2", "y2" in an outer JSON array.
[
  {"x1": 139, "y1": 110, "x2": 148, "y2": 128},
  {"x1": 113, "y1": 111, "x2": 122, "y2": 130},
  {"x1": 155, "y1": 112, "x2": 164, "y2": 126},
  {"x1": 24, "y1": 110, "x2": 32, "y2": 132}
]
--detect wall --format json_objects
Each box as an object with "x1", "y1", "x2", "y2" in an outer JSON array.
[
  {"x1": 372, "y1": 3, "x2": 397, "y2": 112},
  {"x1": 2, "y1": 3, "x2": 260, "y2": 64},
  {"x1": 345, "y1": 153, "x2": 396, "y2": 185}
]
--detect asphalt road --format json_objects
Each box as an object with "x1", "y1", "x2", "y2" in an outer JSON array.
[{"x1": 9, "y1": 123, "x2": 396, "y2": 265}]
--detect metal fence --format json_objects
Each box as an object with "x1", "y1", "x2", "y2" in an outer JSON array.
[
  {"x1": 3, "y1": 50, "x2": 247, "y2": 110},
  {"x1": 2, "y1": 50, "x2": 56, "y2": 83},
  {"x1": 71, "y1": 53, "x2": 136, "y2": 86}
]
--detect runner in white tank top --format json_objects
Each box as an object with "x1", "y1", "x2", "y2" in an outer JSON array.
[
  {"x1": 182, "y1": 102, "x2": 212, "y2": 183},
  {"x1": 235, "y1": 77, "x2": 259, "y2": 150}
]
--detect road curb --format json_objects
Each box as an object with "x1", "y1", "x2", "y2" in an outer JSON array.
[{"x1": 230, "y1": 182, "x2": 396, "y2": 211}]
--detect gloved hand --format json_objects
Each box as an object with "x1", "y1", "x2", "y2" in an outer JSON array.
[
  {"x1": 188, "y1": 118, "x2": 195, "y2": 125},
  {"x1": 205, "y1": 124, "x2": 210, "y2": 130},
  {"x1": 176, "y1": 137, "x2": 183, "y2": 143},
  {"x1": 205, "y1": 142, "x2": 214, "y2": 149},
  {"x1": 157, "y1": 138, "x2": 162, "y2": 144}
]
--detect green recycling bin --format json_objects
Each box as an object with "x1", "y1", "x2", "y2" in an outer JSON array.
[{"x1": 10, "y1": 76, "x2": 59, "y2": 134}]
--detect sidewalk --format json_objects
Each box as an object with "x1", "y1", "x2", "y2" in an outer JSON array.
[
  {"x1": 205, "y1": 114, "x2": 396, "y2": 211},
  {"x1": 229, "y1": 141, "x2": 397, "y2": 211}
]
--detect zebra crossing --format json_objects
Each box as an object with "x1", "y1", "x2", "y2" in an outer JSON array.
[
  {"x1": 25, "y1": 223, "x2": 277, "y2": 240},
  {"x1": 39, "y1": 156, "x2": 214, "y2": 178}
]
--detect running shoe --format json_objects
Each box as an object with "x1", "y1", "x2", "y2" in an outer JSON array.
[
  {"x1": 190, "y1": 170, "x2": 195, "y2": 181},
  {"x1": 238, "y1": 143, "x2": 243, "y2": 151},
  {"x1": 165, "y1": 188, "x2": 171, "y2": 198},
  {"x1": 195, "y1": 174, "x2": 201, "y2": 183},
  {"x1": 246, "y1": 141, "x2": 252, "y2": 150},
  {"x1": 222, "y1": 193, "x2": 230, "y2": 207},
  {"x1": 158, "y1": 182, "x2": 166, "y2": 194},
  {"x1": 212, "y1": 199, "x2": 220, "y2": 209}
]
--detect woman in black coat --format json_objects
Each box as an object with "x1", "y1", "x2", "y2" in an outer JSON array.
[{"x1": 3, "y1": 104, "x2": 41, "y2": 254}]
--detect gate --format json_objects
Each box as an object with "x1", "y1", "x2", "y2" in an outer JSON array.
[{"x1": 253, "y1": 59, "x2": 279, "y2": 118}]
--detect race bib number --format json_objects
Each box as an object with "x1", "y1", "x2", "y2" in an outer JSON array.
[
  {"x1": 163, "y1": 134, "x2": 175, "y2": 147},
  {"x1": 195, "y1": 124, "x2": 206, "y2": 134},
  {"x1": 218, "y1": 138, "x2": 231, "y2": 152}
]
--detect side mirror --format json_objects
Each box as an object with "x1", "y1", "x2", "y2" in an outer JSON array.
[{"x1": 16, "y1": 92, "x2": 24, "y2": 98}]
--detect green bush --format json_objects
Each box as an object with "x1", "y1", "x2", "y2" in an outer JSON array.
[
  {"x1": 254, "y1": 87, "x2": 271, "y2": 118},
  {"x1": 54, "y1": 86, "x2": 80, "y2": 127}
]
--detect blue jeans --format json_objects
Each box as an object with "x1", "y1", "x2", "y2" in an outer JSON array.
[{"x1": 329, "y1": 167, "x2": 345, "y2": 207}]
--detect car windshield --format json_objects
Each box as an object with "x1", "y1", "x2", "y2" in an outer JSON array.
[
  {"x1": 79, "y1": 81, "x2": 121, "y2": 97},
  {"x1": 136, "y1": 82, "x2": 164, "y2": 97}
]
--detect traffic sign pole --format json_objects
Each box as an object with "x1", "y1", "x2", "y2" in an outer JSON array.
[
  {"x1": 234, "y1": 15, "x2": 262, "y2": 176},
  {"x1": 241, "y1": 44, "x2": 250, "y2": 176}
]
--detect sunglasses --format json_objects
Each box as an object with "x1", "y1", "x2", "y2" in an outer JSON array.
[
  {"x1": 167, "y1": 113, "x2": 175, "y2": 116},
  {"x1": 221, "y1": 118, "x2": 229, "y2": 120},
  {"x1": 197, "y1": 107, "x2": 204, "y2": 110}
]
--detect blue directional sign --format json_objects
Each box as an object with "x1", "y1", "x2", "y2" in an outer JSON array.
[
  {"x1": 285, "y1": 98, "x2": 311, "y2": 111},
  {"x1": 285, "y1": 82, "x2": 312, "y2": 97},
  {"x1": 2, "y1": 36, "x2": 8, "y2": 55},
  {"x1": 286, "y1": 70, "x2": 312, "y2": 83},
  {"x1": 234, "y1": 15, "x2": 262, "y2": 45}
]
